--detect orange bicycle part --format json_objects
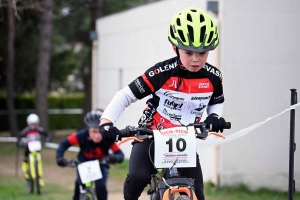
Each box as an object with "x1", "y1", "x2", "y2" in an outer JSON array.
[
  {"x1": 118, "y1": 137, "x2": 144, "y2": 145},
  {"x1": 162, "y1": 187, "x2": 197, "y2": 200},
  {"x1": 202, "y1": 131, "x2": 225, "y2": 140}
]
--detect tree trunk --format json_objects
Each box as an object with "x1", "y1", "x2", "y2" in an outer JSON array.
[
  {"x1": 35, "y1": 0, "x2": 53, "y2": 130},
  {"x1": 81, "y1": 0, "x2": 104, "y2": 127},
  {"x1": 6, "y1": 0, "x2": 18, "y2": 136}
]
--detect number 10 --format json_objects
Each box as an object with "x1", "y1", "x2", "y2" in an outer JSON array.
[{"x1": 165, "y1": 138, "x2": 186, "y2": 152}]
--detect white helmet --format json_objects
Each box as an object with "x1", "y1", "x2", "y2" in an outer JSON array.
[{"x1": 27, "y1": 113, "x2": 40, "y2": 125}]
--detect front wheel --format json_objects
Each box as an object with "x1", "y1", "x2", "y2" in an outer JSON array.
[
  {"x1": 80, "y1": 188, "x2": 96, "y2": 200},
  {"x1": 26, "y1": 178, "x2": 34, "y2": 194},
  {"x1": 176, "y1": 195, "x2": 190, "y2": 200},
  {"x1": 34, "y1": 160, "x2": 41, "y2": 195}
]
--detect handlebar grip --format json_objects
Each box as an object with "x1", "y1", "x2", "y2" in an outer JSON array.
[
  {"x1": 119, "y1": 129, "x2": 128, "y2": 137},
  {"x1": 224, "y1": 122, "x2": 231, "y2": 129}
]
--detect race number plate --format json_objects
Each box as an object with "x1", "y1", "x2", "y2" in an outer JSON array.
[
  {"x1": 154, "y1": 126, "x2": 196, "y2": 168},
  {"x1": 28, "y1": 141, "x2": 42, "y2": 152},
  {"x1": 78, "y1": 160, "x2": 103, "y2": 184}
]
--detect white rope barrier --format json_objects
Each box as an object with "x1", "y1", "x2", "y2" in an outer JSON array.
[
  {"x1": 44, "y1": 142, "x2": 79, "y2": 152},
  {"x1": 197, "y1": 102, "x2": 300, "y2": 148},
  {"x1": 0, "y1": 137, "x2": 17, "y2": 142}
]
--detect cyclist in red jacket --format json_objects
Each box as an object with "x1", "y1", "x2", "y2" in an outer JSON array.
[
  {"x1": 99, "y1": 7, "x2": 227, "y2": 200},
  {"x1": 56, "y1": 110, "x2": 124, "y2": 200}
]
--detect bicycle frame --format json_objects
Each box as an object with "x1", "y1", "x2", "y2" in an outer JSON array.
[
  {"x1": 28, "y1": 152, "x2": 43, "y2": 195},
  {"x1": 28, "y1": 151, "x2": 43, "y2": 180},
  {"x1": 79, "y1": 183, "x2": 96, "y2": 200}
]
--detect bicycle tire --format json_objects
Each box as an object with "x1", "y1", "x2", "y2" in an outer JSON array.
[
  {"x1": 176, "y1": 195, "x2": 190, "y2": 200},
  {"x1": 34, "y1": 160, "x2": 41, "y2": 195},
  {"x1": 79, "y1": 189, "x2": 96, "y2": 200},
  {"x1": 26, "y1": 178, "x2": 34, "y2": 194},
  {"x1": 150, "y1": 191, "x2": 159, "y2": 200}
]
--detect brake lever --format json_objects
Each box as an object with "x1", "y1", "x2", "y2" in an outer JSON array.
[
  {"x1": 194, "y1": 123, "x2": 209, "y2": 139},
  {"x1": 196, "y1": 129, "x2": 209, "y2": 139}
]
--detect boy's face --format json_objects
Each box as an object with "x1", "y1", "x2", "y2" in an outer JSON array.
[
  {"x1": 88, "y1": 127, "x2": 103, "y2": 143},
  {"x1": 173, "y1": 46, "x2": 209, "y2": 72},
  {"x1": 28, "y1": 123, "x2": 38, "y2": 130}
]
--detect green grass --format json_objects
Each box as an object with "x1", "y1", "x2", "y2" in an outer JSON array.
[
  {"x1": 0, "y1": 175, "x2": 72, "y2": 200},
  {"x1": 2, "y1": 141, "x2": 300, "y2": 199},
  {"x1": 108, "y1": 160, "x2": 300, "y2": 200},
  {"x1": 0, "y1": 143, "x2": 18, "y2": 156},
  {"x1": 205, "y1": 182, "x2": 300, "y2": 200}
]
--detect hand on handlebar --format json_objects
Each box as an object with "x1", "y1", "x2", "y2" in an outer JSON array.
[
  {"x1": 99, "y1": 123, "x2": 122, "y2": 142},
  {"x1": 56, "y1": 157, "x2": 68, "y2": 167},
  {"x1": 105, "y1": 154, "x2": 119, "y2": 164},
  {"x1": 204, "y1": 114, "x2": 228, "y2": 133}
]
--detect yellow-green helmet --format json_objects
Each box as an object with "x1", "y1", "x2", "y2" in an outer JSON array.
[{"x1": 168, "y1": 7, "x2": 219, "y2": 52}]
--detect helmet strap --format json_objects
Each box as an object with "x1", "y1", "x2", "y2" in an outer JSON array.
[
  {"x1": 175, "y1": 47, "x2": 180, "y2": 59},
  {"x1": 175, "y1": 47, "x2": 182, "y2": 92}
]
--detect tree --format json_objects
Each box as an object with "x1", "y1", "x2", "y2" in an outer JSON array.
[
  {"x1": 35, "y1": 0, "x2": 53, "y2": 130},
  {"x1": 6, "y1": 0, "x2": 18, "y2": 136},
  {"x1": 80, "y1": 0, "x2": 104, "y2": 121}
]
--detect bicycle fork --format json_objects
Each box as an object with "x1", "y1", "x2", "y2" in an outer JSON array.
[
  {"x1": 149, "y1": 174, "x2": 159, "y2": 199},
  {"x1": 29, "y1": 153, "x2": 43, "y2": 179}
]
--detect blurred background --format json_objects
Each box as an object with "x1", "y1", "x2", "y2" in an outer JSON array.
[{"x1": 1, "y1": 0, "x2": 300, "y2": 199}]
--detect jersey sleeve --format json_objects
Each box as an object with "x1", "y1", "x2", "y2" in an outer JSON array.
[
  {"x1": 209, "y1": 73, "x2": 224, "y2": 105},
  {"x1": 110, "y1": 143, "x2": 124, "y2": 163},
  {"x1": 128, "y1": 58, "x2": 179, "y2": 99},
  {"x1": 67, "y1": 133, "x2": 79, "y2": 145},
  {"x1": 128, "y1": 72, "x2": 156, "y2": 100},
  {"x1": 109, "y1": 143, "x2": 121, "y2": 153},
  {"x1": 37, "y1": 127, "x2": 52, "y2": 141},
  {"x1": 56, "y1": 132, "x2": 79, "y2": 159}
]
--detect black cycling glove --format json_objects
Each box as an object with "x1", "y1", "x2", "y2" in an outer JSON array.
[
  {"x1": 99, "y1": 123, "x2": 122, "y2": 142},
  {"x1": 204, "y1": 114, "x2": 226, "y2": 133},
  {"x1": 56, "y1": 157, "x2": 67, "y2": 167},
  {"x1": 106, "y1": 154, "x2": 119, "y2": 164}
]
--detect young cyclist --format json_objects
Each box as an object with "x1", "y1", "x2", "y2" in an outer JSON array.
[
  {"x1": 17, "y1": 113, "x2": 52, "y2": 187},
  {"x1": 99, "y1": 7, "x2": 228, "y2": 200},
  {"x1": 56, "y1": 110, "x2": 124, "y2": 200}
]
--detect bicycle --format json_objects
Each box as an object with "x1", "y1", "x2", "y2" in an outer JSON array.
[
  {"x1": 65, "y1": 158, "x2": 109, "y2": 200},
  {"x1": 18, "y1": 139, "x2": 44, "y2": 195},
  {"x1": 119, "y1": 121, "x2": 231, "y2": 200}
]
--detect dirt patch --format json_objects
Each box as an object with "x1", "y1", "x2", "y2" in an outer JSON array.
[{"x1": 0, "y1": 147, "x2": 148, "y2": 200}]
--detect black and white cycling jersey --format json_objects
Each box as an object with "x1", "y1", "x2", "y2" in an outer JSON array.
[{"x1": 102, "y1": 56, "x2": 224, "y2": 130}]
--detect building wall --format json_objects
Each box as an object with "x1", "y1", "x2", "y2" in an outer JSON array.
[
  {"x1": 219, "y1": 0, "x2": 300, "y2": 190},
  {"x1": 94, "y1": 0, "x2": 300, "y2": 190}
]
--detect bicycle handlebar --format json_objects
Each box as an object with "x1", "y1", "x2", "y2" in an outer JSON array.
[
  {"x1": 65, "y1": 158, "x2": 109, "y2": 168},
  {"x1": 119, "y1": 121, "x2": 231, "y2": 143}
]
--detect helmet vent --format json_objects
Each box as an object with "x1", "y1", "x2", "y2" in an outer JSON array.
[
  {"x1": 178, "y1": 30, "x2": 186, "y2": 42},
  {"x1": 200, "y1": 14, "x2": 205, "y2": 23},
  {"x1": 211, "y1": 20, "x2": 213, "y2": 27},
  {"x1": 190, "y1": 9, "x2": 197, "y2": 12},
  {"x1": 170, "y1": 25, "x2": 176, "y2": 39},
  {"x1": 187, "y1": 14, "x2": 192, "y2": 22},
  {"x1": 176, "y1": 18, "x2": 181, "y2": 26},
  {"x1": 188, "y1": 25, "x2": 194, "y2": 42},
  {"x1": 200, "y1": 26, "x2": 206, "y2": 42},
  {"x1": 207, "y1": 31, "x2": 213, "y2": 43}
]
